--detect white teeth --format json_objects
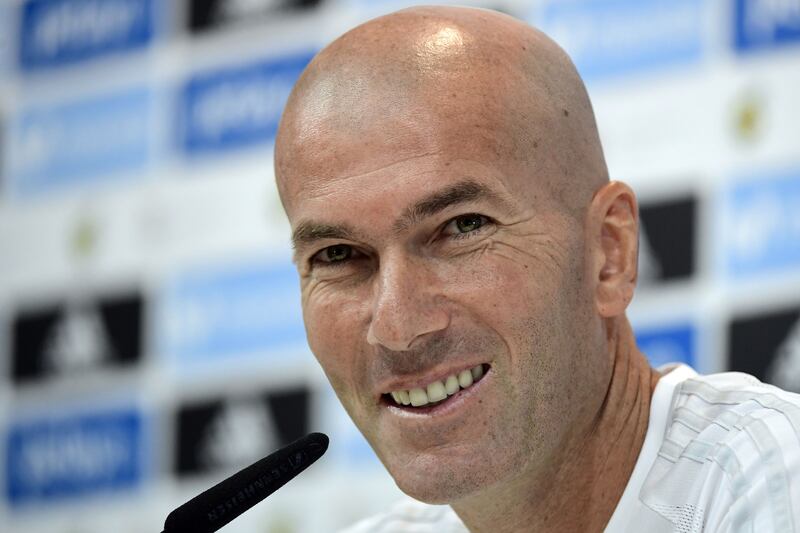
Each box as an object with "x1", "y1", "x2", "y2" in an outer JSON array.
[
  {"x1": 427, "y1": 381, "x2": 447, "y2": 403},
  {"x1": 389, "y1": 364, "x2": 487, "y2": 407},
  {"x1": 398, "y1": 390, "x2": 411, "y2": 405},
  {"x1": 409, "y1": 388, "x2": 429, "y2": 407},
  {"x1": 445, "y1": 375, "x2": 460, "y2": 395}
]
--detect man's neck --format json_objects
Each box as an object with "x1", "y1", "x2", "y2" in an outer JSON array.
[{"x1": 451, "y1": 318, "x2": 661, "y2": 533}]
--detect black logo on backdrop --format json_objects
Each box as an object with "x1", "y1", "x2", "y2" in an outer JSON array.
[
  {"x1": 729, "y1": 304, "x2": 800, "y2": 393},
  {"x1": 188, "y1": 0, "x2": 322, "y2": 33},
  {"x1": 638, "y1": 195, "x2": 697, "y2": 285},
  {"x1": 175, "y1": 386, "x2": 310, "y2": 476},
  {"x1": 11, "y1": 292, "x2": 143, "y2": 384}
]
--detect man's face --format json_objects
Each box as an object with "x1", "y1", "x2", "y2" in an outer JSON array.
[{"x1": 281, "y1": 98, "x2": 610, "y2": 503}]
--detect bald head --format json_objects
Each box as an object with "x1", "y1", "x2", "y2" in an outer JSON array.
[{"x1": 275, "y1": 6, "x2": 607, "y2": 220}]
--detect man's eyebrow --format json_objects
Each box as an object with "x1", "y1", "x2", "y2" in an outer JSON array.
[
  {"x1": 291, "y1": 221, "x2": 362, "y2": 256},
  {"x1": 397, "y1": 179, "x2": 512, "y2": 231}
]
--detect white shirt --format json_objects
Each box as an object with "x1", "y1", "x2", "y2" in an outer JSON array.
[{"x1": 341, "y1": 365, "x2": 800, "y2": 532}]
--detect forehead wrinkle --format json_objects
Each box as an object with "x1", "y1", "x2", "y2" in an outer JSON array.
[{"x1": 297, "y1": 150, "x2": 445, "y2": 202}]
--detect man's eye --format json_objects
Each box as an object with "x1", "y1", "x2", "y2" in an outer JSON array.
[
  {"x1": 444, "y1": 214, "x2": 489, "y2": 238},
  {"x1": 313, "y1": 244, "x2": 353, "y2": 264}
]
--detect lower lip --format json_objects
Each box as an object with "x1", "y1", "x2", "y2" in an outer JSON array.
[{"x1": 383, "y1": 366, "x2": 491, "y2": 418}]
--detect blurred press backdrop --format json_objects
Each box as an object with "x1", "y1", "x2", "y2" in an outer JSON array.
[{"x1": 0, "y1": 0, "x2": 799, "y2": 531}]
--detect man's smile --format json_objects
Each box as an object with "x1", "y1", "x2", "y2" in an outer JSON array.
[{"x1": 378, "y1": 363, "x2": 492, "y2": 417}]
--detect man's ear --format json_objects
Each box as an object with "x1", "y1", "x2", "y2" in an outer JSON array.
[{"x1": 588, "y1": 181, "x2": 639, "y2": 318}]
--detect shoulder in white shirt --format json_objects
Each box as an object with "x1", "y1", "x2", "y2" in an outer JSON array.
[{"x1": 341, "y1": 365, "x2": 800, "y2": 532}]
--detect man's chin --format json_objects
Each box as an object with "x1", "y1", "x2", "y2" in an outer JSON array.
[
  {"x1": 386, "y1": 455, "x2": 493, "y2": 505},
  {"x1": 393, "y1": 475, "x2": 470, "y2": 505}
]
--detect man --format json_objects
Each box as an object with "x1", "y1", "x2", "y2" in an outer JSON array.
[{"x1": 274, "y1": 6, "x2": 800, "y2": 532}]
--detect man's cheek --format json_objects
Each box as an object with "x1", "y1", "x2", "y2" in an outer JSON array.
[
  {"x1": 306, "y1": 310, "x2": 365, "y2": 401},
  {"x1": 304, "y1": 294, "x2": 346, "y2": 348},
  {"x1": 447, "y1": 257, "x2": 542, "y2": 310},
  {"x1": 315, "y1": 351, "x2": 366, "y2": 425},
  {"x1": 305, "y1": 315, "x2": 346, "y2": 384}
]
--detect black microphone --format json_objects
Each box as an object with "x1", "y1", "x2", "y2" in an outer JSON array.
[{"x1": 162, "y1": 432, "x2": 329, "y2": 533}]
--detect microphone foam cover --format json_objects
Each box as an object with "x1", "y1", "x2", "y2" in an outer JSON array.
[{"x1": 163, "y1": 432, "x2": 329, "y2": 533}]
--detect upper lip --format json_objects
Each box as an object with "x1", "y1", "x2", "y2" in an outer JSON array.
[{"x1": 373, "y1": 360, "x2": 490, "y2": 399}]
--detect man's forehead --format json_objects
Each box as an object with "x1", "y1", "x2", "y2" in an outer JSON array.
[
  {"x1": 275, "y1": 13, "x2": 558, "y2": 199},
  {"x1": 292, "y1": 152, "x2": 518, "y2": 213},
  {"x1": 278, "y1": 88, "x2": 546, "y2": 220}
]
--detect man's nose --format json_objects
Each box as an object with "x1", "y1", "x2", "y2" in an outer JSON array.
[{"x1": 366, "y1": 255, "x2": 449, "y2": 352}]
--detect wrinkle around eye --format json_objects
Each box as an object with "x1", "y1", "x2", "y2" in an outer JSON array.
[{"x1": 307, "y1": 244, "x2": 373, "y2": 282}]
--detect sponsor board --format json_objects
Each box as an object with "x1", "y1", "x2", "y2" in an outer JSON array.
[
  {"x1": 5, "y1": 407, "x2": 145, "y2": 507},
  {"x1": 175, "y1": 386, "x2": 309, "y2": 476},
  {"x1": 11, "y1": 291, "x2": 144, "y2": 384},
  {"x1": 188, "y1": 0, "x2": 323, "y2": 33},
  {"x1": 179, "y1": 51, "x2": 314, "y2": 154},
  {"x1": 0, "y1": 3, "x2": 11, "y2": 75},
  {"x1": 734, "y1": 0, "x2": 800, "y2": 52},
  {"x1": 536, "y1": 0, "x2": 705, "y2": 80},
  {"x1": 0, "y1": 111, "x2": 4, "y2": 196},
  {"x1": 636, "y1": 322, "x2": 696, "y2": 368},
  {"x1": 723, "y1": 168, "x2": 800, "y2": 277},
  {"x1": 638, "y1": 195, "x2": 697, "y2": 285},
  {"x1": 729, "y1": 304, "x2": 800, "y2": 392},
  {"x1": 18, "y1": 0, "x2": 155, "y2": 71},
  {"x1": 159, "y1": 260, "x2": 305, "y2": 364},
  {"x1": 7, "y1": 87, "x2": 152, "y2": 198},
  {"x1": 729, "y1": 87, "x2": 766, "y2": 144}
]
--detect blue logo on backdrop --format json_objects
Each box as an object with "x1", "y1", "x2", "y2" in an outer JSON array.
[
  {"x1": 636, "y1": 323, "x2": 695, "y2": 368},
  {"x1": 5, "y1": 408, "x2": 144, "y2": 507},
  {"x1": 724, "y1": 168, "x2": 800, "y2": 277},
  {"x1": 8, "y1": 87, "x2": 151, "y2": 198},
  {"x1": 180, "y1": 51, "x2": 315, "y2": 154},
  {"x1": 161, "y1": 260, "x2": 306, "y2": 363},
  {"x1": 19, "y1": 0, "x2": 155, "y2": 71},
  {"x1": 537, "y1": 0, "x2": 704, "y2": 80},
  {"x1": 734, "y1": 0, "x2": 800, "y2": 52}
]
